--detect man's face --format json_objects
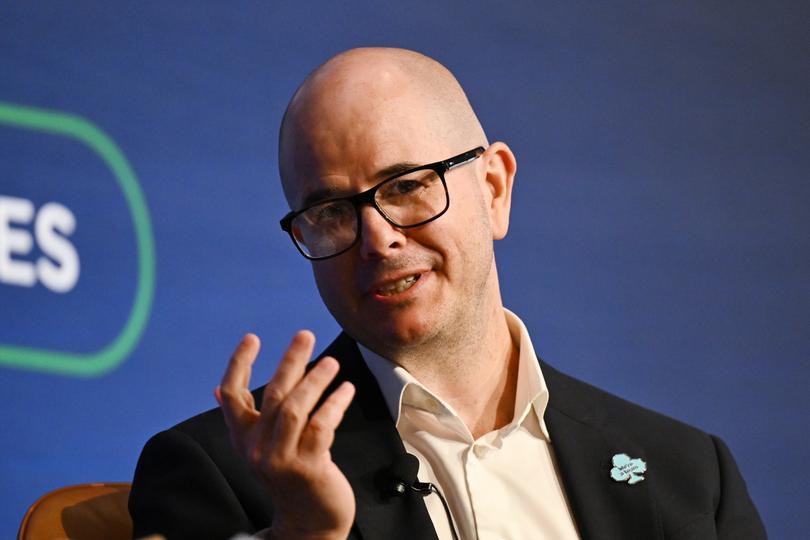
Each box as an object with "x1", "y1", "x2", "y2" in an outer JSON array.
[{"x1": 282, "y1": 78, "x2": 499, "y2": 354}]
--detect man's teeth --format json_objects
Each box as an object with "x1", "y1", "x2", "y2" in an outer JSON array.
[{"x1": 377, "y1": 275, "x2": 419, "y2": 296}]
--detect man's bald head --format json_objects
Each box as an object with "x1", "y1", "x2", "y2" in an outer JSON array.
[{"x1": 278, "y1": 47, "x2": 488, "y2": 207}]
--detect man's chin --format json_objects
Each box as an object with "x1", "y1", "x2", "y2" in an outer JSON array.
[{"x1": 351, "y1": 318, "x2": 438, "y2": 357}]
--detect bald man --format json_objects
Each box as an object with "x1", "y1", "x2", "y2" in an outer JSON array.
[{"x1": 130, "y1": 48, "x2": 766, "y2": 540}]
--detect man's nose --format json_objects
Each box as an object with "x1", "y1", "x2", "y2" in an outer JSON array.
[{"x1": 357, "y1": 204, "x2": 406, "y2": 259}]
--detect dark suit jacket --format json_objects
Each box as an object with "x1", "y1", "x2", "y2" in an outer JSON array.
[{"x1": 129, "y1": 333, "x2": 766, "y2": 540}]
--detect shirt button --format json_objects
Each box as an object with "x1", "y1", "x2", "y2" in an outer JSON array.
[{"x1": 473, "y1": 444, "x2": 487, "y2": 459}]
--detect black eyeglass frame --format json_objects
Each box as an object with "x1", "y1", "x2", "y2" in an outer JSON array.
[{"x1": 279, "y1": 146, "x2": 486, "y2": 261}]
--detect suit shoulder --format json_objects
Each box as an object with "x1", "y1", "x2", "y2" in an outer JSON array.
[
  {"x1": 131, "y1": 400, "x2": 272, "y2": 538},
  {"x1": 170, "y1": 403, "x2": 229, "y2": 442},
  {"x1": 542, "y1": 361, "x2": 715, "y2": 451},
  {"x1": 542, "y1": 363, "x2": 766, "y2": 537},
  {"x1": 165, "y1": 386, "x2": 265, "y2": 444},
  {"x1": 135, "y1": 404, "x2": 236, "y2": 481}
]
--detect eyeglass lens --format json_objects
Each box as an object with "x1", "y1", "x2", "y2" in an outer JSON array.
[{"x1": 291, "y1": 168, "x2": 446, "y2": 258}]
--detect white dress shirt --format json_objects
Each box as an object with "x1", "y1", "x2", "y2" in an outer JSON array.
[{"x1": 360, "y1": 309, "x2": 580, "y2": 540}]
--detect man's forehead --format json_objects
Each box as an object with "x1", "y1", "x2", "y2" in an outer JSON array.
[
  {"x1": 279, "y1": 48, "x2": 487, "y2": 208},
  {"x1": 281, "y1": 94, "x2": 435, "y2": 193},
  {"x1": 283, "y1": 111, "x2": 450, "y2": 209}
]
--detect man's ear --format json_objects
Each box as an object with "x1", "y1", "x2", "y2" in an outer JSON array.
[{"x1": 481, "y1": 142, "x2": 517, "y2": 240}]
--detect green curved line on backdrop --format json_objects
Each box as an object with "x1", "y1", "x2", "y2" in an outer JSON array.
[{"x1": 0, "y1": 102, "x2": 156, "y2": 377}]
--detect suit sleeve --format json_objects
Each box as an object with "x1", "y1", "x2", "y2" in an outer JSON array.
[
  {"x1": 712, "y1": 435, "x2": 767, "y2": 539},
  {"x1": 129, "y1": 429, "x2": 254, "y2": 540}
]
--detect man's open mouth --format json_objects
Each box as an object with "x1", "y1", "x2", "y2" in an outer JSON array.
[{"x1": 376, "y1": 274, "x2": 421, "y2": 296}]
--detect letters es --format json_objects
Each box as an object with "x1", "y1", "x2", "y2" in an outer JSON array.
[{"x1": 0, "y1": 195, "x2": 79, "y2": 293}]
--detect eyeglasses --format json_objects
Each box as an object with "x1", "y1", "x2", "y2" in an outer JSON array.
[{"x1": 280, "y1": 146, "x2": 485, "y2": 260}]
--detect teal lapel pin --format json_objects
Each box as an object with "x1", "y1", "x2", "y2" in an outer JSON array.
[{"x1": 610, "y1": 453, "x2": 647, "y2": 485}]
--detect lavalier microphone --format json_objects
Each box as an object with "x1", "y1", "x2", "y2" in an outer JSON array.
[{"x1": 387, "y1": 453, "x2": 459, "y2": 540}]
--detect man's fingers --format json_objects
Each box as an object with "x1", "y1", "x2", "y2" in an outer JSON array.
[
  {"x1": 265, "y1": 356, "x2": 342, "y2": 454},
  {"x1": 218, "y1": 331, "x2": 353, "y2": 466},
  {"x1": 219, "y1": 334, "x2": 262, "y2": 432},
  {"x1": 299, "y1": 381, "x2": 356, "y2": 456},
  {"x1": 259, "y1": 330, "x2": 315, "y2": 417},
  {"x1": 221, "y1": 333, "x2": 261, "y2": 393}
]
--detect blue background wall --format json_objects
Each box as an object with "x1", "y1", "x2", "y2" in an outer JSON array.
[{"x1": 2, "y1": 2, "x2": 808, "y2": 537}]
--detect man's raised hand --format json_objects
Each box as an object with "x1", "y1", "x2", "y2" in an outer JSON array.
[{"x1": 216, "y1": 331, "x2": 356, "y2": 540}]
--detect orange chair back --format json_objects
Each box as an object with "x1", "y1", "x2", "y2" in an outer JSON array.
[{"x1": 18, "y1": 482, "x2": 132, "y2": 540}]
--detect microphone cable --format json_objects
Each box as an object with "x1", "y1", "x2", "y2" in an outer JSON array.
[{"x1": 388, "y1": 453, "x2": 460, "y2": 540}]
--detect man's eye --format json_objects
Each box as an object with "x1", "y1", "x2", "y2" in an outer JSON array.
[
  {"x1": 387, "y1": 178, "x2": 425, "y2": 196},
  {"x1": 312, "y1": 203, "x2": 351, "y2": 223}
]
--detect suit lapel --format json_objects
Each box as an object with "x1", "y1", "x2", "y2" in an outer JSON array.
[
  {"x1": 321, "y1": 334, "x2": 439, "y2": 540},
  {"x1": 542, "y1": 362, "x2": 663, "y2": 540},
  {"x1": 319, "y1": 335, "x2": 663, "y2": 540}
]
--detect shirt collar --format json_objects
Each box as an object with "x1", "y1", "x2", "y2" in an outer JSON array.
[{"x1": 359, "y1": 308, "x2": 551, "y2": 440}]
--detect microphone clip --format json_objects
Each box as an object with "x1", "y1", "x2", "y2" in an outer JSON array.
[{"x1": 409, "y1": 481, "x2": 435, "y2": 497}]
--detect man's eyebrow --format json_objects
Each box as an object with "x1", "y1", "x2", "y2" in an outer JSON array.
[
  {"x1": 373, "y1": 161, "x2": 421, "y2": 180},
  {"x1": 299, "y1": 161, "x2": 423, "y2": 208},
  {"x1": 300, "y1": 187, "x2": 347, "y2": 208}
]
